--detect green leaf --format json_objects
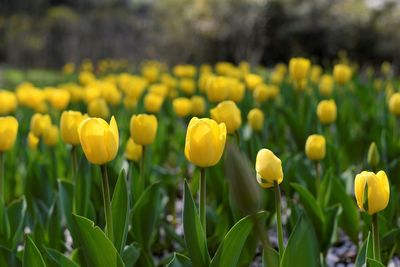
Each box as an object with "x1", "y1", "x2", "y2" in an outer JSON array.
[
  {"x1": 121, "y1": 242, "x2": 141, "y2": 267},
  {"x1": 111, "y1": 170, "x2": 129, "y2": 253},
  {"x1": 0, "y1": 245, "x2": 21, "y2": 267},
  {"x1": 318, "y1": 168, "x2": 333, "y2": 208},
  {"x1": 321, "y1": 204, "x2": 342, "y2": 252},
  {"x1": 58, "y1": 179, "x2": 74, "y2": 234},
  {"x1": 281, "y1": 215, "x2": 319, "y2": 267},
  {"x1": 183, "y1": 180, "x2": 210, "y2": 267},
  {"x1": 0, "y1": 201, "x2": 10, "y2": 244},
  {"x1": 355, "y1": 232, "x2": 373, "y2": 267},
  {"x1": 72, "y1": 214, "x2": 124, "y2": 267},
  {"x1": 131, "y1": 182, "x2": 161, "y2": 250},
  {"x1": 210, "y1": 211, "x2": 267, "y2": 267},
  {"x1": 44, "y1": 247, "x2": 79, "y2": 267},
  {"x1": 7, "y1": 197, "x2": 27, "y2": 249},
  {"x1": 262, "y1": 246, "x2": 279, "y2": 267},
  {"x1": 23, "y1": 236, "x2": 46, "y2": 267},
  {"x1": 167, "y1": 253, "x2": 192, "y2": 267},
  {"x1": 366, "y1": 258, "x2": 385, "y2": 267}
]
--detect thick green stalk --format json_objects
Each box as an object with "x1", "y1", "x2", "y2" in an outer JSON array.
[
  {"x1": 315, "y1": 161, "x2": 320, "y2": 198},
  {"x1": 100, "y1": 164, "x2": 114, "y2": 242},
  {"x1": 274, "y1": 180, "x2": 284, "y2": 260},
  {"x1": 200, "y1": 168, "x2": 206, "y2": 235},
  {"x1": 0, "y1": 152, "x2": 4, "y2": 204},
  {"x1": 372, "y1": 213, "x2": 381, "y2": 262},
  {"x1": 135, "y1": 145, "x2": 146, "y2": 202}
]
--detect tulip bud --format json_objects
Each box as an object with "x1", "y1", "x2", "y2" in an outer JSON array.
[
  {"x1": 191, "y1": 96, "x2": 206, "y2": 116},
  {"x1": 317, "y1": 99, "x2": 337, "y2": 124},
  {"x1": 28, "y1": 132, "x2": 39, "y2": 150},
  {"x1": 125, "y1": 138, "x2": 143, "y2": 162},
  {"x1": 30, "y1": 113, "x2": 52, "y2": 137},
  {"x1": 88, "y1": 99, "x2": 110, "y2": 119},
  {"x1": 0, "y1": 116, "x2": 19, "y2": 151},
  {"x1": 206, "y1": 76, "x2": 229, "y2": 103},
  {"x1": 43, "y1": 125, "x2": 59, "y2": 146},
  {"x1": 305, "y1": 134, "x2": 326, "y2": 161},
  {"x1": 389, "y1": 93, "x2": 400, "y2": 116},
  {"x1": 319, "y1": 75, "x2": 334, "y2": 96},
  {"x1": 354, "y1": 170, "x2": 390, "y2": 215},
  {"x1": 368, "y1": 142, "x2": 380, "y2": 168},
  {"x1": 144, "y1": 93, "x2": 164, "y2": 114},
  {"x1": 60, "y1": 111, "x2": 88, "y2": 145},
  {"x1": 172, "y1": 97, "x2": 192, "y2": 118},
  {"x1": 247, "y1": 108, "x2": 264, "y2": 132},
  {"x1": 130, "y1": 114, "x2": 158, "y2": 145},
  {"x1": 289, "y1": 57, "x2": 311, "y2": 81},
  {"x1": 184, "y1": 117, "x2": 226, "y2": 167},
  {"x1": 210, "y1": 100, "x2": 242, "y2": 134},
  {"x1": 255, "y1": 149, "x2": 283, "y2": 188},
  {"x1": 333, "y1": 64, "x2": 352, "y2": 85},
  {"x1": 78, "y1": 116, "x2": 119, "y2": 165}
]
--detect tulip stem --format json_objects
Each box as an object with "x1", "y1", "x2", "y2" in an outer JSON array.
[
  {"x1": 100, "y1": 164, "x2": 114, "y2": 242},
  {"x1": 0, "y1": 152, "x2": 4, "y2": 204},
  {"x1": 315, "y1": 161, "x2": 320, "y2": 198},
  {"x1": 200, "y1": 168, "x2": 206, "y2": 235},
  {"x1": 372, "y1": 213, "x2": 381, "y2": 262},
  {"x1": 274, "y1": 180, "x2": 284, "y2": 260},
  {"x1": 136, "y1": 145, "x2": 146, "y2": 202},
  {"x1": 71, "y1": 145, "x2": 78, "y2": 213}
]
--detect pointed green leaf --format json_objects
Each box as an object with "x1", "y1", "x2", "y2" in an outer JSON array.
[
  {"x1": 44, "y1": 247, "x2": 79, "y2": 267},
  {"x1": 7, "y1": 197, "x2": 27, "y2": 249},
  {"x1": 72, "y1": 214, "x2": 124, "y2": 267},
  {"x1": 167, "y1": 253, "x2": 192, "y2": 267},
  {"x1": 183, "y1": 180, "x2": 210, "y2": 267},
  {"x1": 355, "y1": 232, "x2": 373, "y2": 267},
  {"x1": 121, "y1": 242, "x2": 141, "y2": 267},
  {"x1": 23, "y1": 236, "x2": 46, "y2": 267},
  {"x1": 366, "y1": 258, "x2": 385, "y2": 267},
  {"x1": 0, "y1": 245, "x2": 21, "y2": 267},
  {"x1": 262, "y1": 246, "x2": 279, "y2": 267}
]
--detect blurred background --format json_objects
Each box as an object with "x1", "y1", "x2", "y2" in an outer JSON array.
[{"x1": 1, "y1": 0, "x2": 400, "y2": 69}]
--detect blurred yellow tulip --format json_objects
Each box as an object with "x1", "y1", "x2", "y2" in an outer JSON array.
[
  {"x1": 0, "y1": 90, "x2": 18, "y2": 115},
  {"x1": 289, "y1": 57, "x2": 311, "y2": 81},
  {"x1": 389, "y1": 93, "x2": 400, "y2": 116},
  {"x1": 30, "y1": 113, "x2": 52, "y2": 137},
  {"x1": 172, "y1": 97, "x2": 192, "y2": 118},
  {"x1": 144, "y1": 93, "x2": 164, "y2": 114},
  {"x1": 43, "y1": 125, "x2": 59, "y2": 146},
  {"x1": 206, "y1": 76, "x2": 229, "y2": 103},
  {"x1": 125, "y1": 138, "x2": 143, "y2": 162},
  {"x1": 319, "y1": 75, "x2": 334, "y2": 96},
  {"x1": 210, "y1": 100, "x2": 242, "y2": 134},
  {"x1": 317, "y1": 100, "x2": 337, "y2": 124},
  {"x1": 28, "y1": 132, "x2": 39, "y2": 150},
  {"x1": 333, "y1": 64, "x2": 352, "y2": 85},
  {"x1": 88, "y1": 99, "x2": 110, "y2": 119},
  {"x1": 191, "y1": 96, "x2": 206, "y2": 116},
  {"x1": 60, "y1": 111, "x2": 88, "y2": 145},
  {"x1": 305, "y1": 134, "x2": 326, "y2": 161},
  {"x1": 130, "y1": 114, "x2": 158, "y2": 145},
  {"x1": 247, "y1": 108, "x2": 264, "y2": 132},
  {"x1": 244, "y1": 74, "x2": 263, "y2": 91},
  {"x1": 180, "y1": 78, "x2": 196, "y2": 96},
  {"x1": 0, "y1": 116, "x2": 18, "y2": 151}
]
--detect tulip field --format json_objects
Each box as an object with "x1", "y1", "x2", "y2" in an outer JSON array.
[{"x1": 0, "y1": 58, "x2": 399, "y2": 267}]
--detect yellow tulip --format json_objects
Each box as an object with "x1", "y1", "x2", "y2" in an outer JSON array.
[
  {"x1": 191, "y1": 96, "x2": 206, "y2": 116},
  {"x1": 354, "y1": 170, "x2": 390, "y2": 215},
  {"x1": 180, "y1": 78, "x2": 196, "y2": 96},
  {"x1": 255, "y1": 149, "x2": 283, "y2": 188},
  {"x1": 184, "y1": 117, "x2": 226, "y2": 167},
  {"x1": 0, "y1": 116, "x2": 18, "y2": 151},
  {"x1": 310, "y1": 65, "x2": 323, "y2": 83},
  {"x1": 28, "y1": 132, "x2": 39, "y2": 150},
  {"x1": 46, "y1": 88, "x2": 71, "y2": 110},
  {"x1": 88, "y1": 99, "x2": 110, "y2": 119},
  {"x1": 78, "y1": 116, "x2": 119, "y2": 165},
  {"x1": 244, "y1": 74, "x2": 263, "y2": 91},
  {"x1": 305, "y1": 134, "x2": 326, "y2": 161},
  {"x1": 389, "y1": 93, "x2": 400, "y2": 116},
  {"x1": 0, "y1": 90, "x2": 18, "y2": 115},
  {"x1": 333, "y1": 64, "x2": 352, "y2": 85},
  {"x1": 317, "y1": 100, "x2": 337, "y2": 124},
  {"x1": 149, "y1": 84, "x2": 169, "y2": 98},
  {"x1": 30, "y1": 113, "x2": 52, "y2": 137},
  {"x1": 319, "y1": 75, "x2": 334, "y2": 96},
  {"x1": 144, "y1": 93, "x2": 164, "y2": 114},
  {"x1": 289, "y1": 57, "x2": 311, "y2": 81},
  {"x1": 60, "y1": 111, "x2": 88, "y2": 145},
  {"x1": 125, "y1": 138, "x2": 143, "y2": 162},
  {"x1": 172, "y1": 97, "x2": 192, "y2": 118},
  {"x1": 227, "y1": 79, "x2": 245, "y2": 103},
  {"x1": 43, "y1": 125, "x2": 59, "y2": 146},
  {"x1": 206, "y1": 76, "x2": 229, "y2": 103},
  {"x1": 130, "y1": 114, "x2": 158, "y2": 145},
  {"x1": 210, "y1": 100, "x2": 242, "y2": 134},
  {"x1": 247, "y1": 108, "x2": 264, "y2": 131},
  {"x1": 253, "y1": 84, "x2": 269, "y2": 103}
]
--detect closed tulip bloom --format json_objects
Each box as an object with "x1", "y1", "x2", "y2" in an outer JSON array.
[
  {"x1": 124, "y1": 138, "x2": 143, "y2": 162},
  {"x1": 333, "y1": 64, "x2": 352, "y2": 85},
  {"x1": 247, "y1": 108, "x2": 264, "y2": 131},
  {"x1": 130, "y1": 114, "x2": 158, "y2": 145},
  {"x1": 206, "y1": 76, "x2": 229, "y2": 103},
  {"x1": 319, "y1": 75, "x2": 334, "y2": 96},
  {"x1": 184, "y1": 117, "x2": 226, "y2": 167},
  {"x1": 255, "y1": 149, "x2": 283, "y2": 188},
  {"x1": 46, "y1": 89, "x2": 71, "y2": 110},
  {"x1": 317, "y1": 100, "x2": 337, "y2": 124},
  {"x1": 144, "y1": 93, "x2": 164, "y2": 113},
  {"x1": 60, "y1": 111, "x2": 88, "y2": 145},
  {"x1": 389, "y1": 93, "x2": 400, "y2": 116},
  {"x1": 0, "y1": 116, "x2": 18, "y2": 151},
  {"x1": 289, "y1": 57, "x2": 311, "y2": 81},
  {"x1": 210, "y1": 100, "x2": 242, "y2": 134},
  {"x1": 172, "y1": 97, "x2": 192, "y2": 118},
  {"x1": 28, "y1": 132, "x2": 39, "y2": 150},
  {"x1": 191, "y1": 96, "x2": 206, "y2": 116},
  {"x1": 78, "y1": 116, "x2": 119, "y2": 165},
  {"x1": 88, "y1": 99, "x2": 110, "y2": 119},
  {"x1": 0, "y1": 90, "x2": 18, "y2": 115},
  {"x1": 244, "y1": 74, "x2": 263, "y2": 91},
  {"x1": 227, "y1": 80, "x2": 245, "y2": 103},
  {"x1": 305, "y1": 134, "x2": 326, "y2": 161},
  {"x1": 180, "y1": 78, "x2": 196, "y2": 95},
  {"x1": 43, "y1": 125, "x2": 59, "y2": 146},
  {"x1": 354, "y1": 171, "x2": 390, "y2": 215},
  {"x1": 30, "y1": 113, "x2": 52, "y2": 137}
]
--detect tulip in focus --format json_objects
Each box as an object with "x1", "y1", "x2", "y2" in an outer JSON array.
[
  {"x1": 130, "y1": 114, "x2": 158, "y2": 145},
  {"x1": 0, "y1": 116, "x2": 19, "y2": 151},
  {"x1": 247, "y1": 108, "x2": 264, "y2": 132},
  {"x1": 305, "y1": 134, "x2": 326, "y2": 161},
  {"x1": 78, "y1": 116, "x2": 119, "y2": 165},
  {"x1": 210, "y1": 100, "x2": 242, "y2": 134},
  {"x1": 255, "y1": 149, "x2": 283, "y2": 188},
  {"x1": 184, "y1": 117, "x2": 226, "y2": 167},
  {"x1": 317, "y1": 99, "x2": 337, "y2": 124}
]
